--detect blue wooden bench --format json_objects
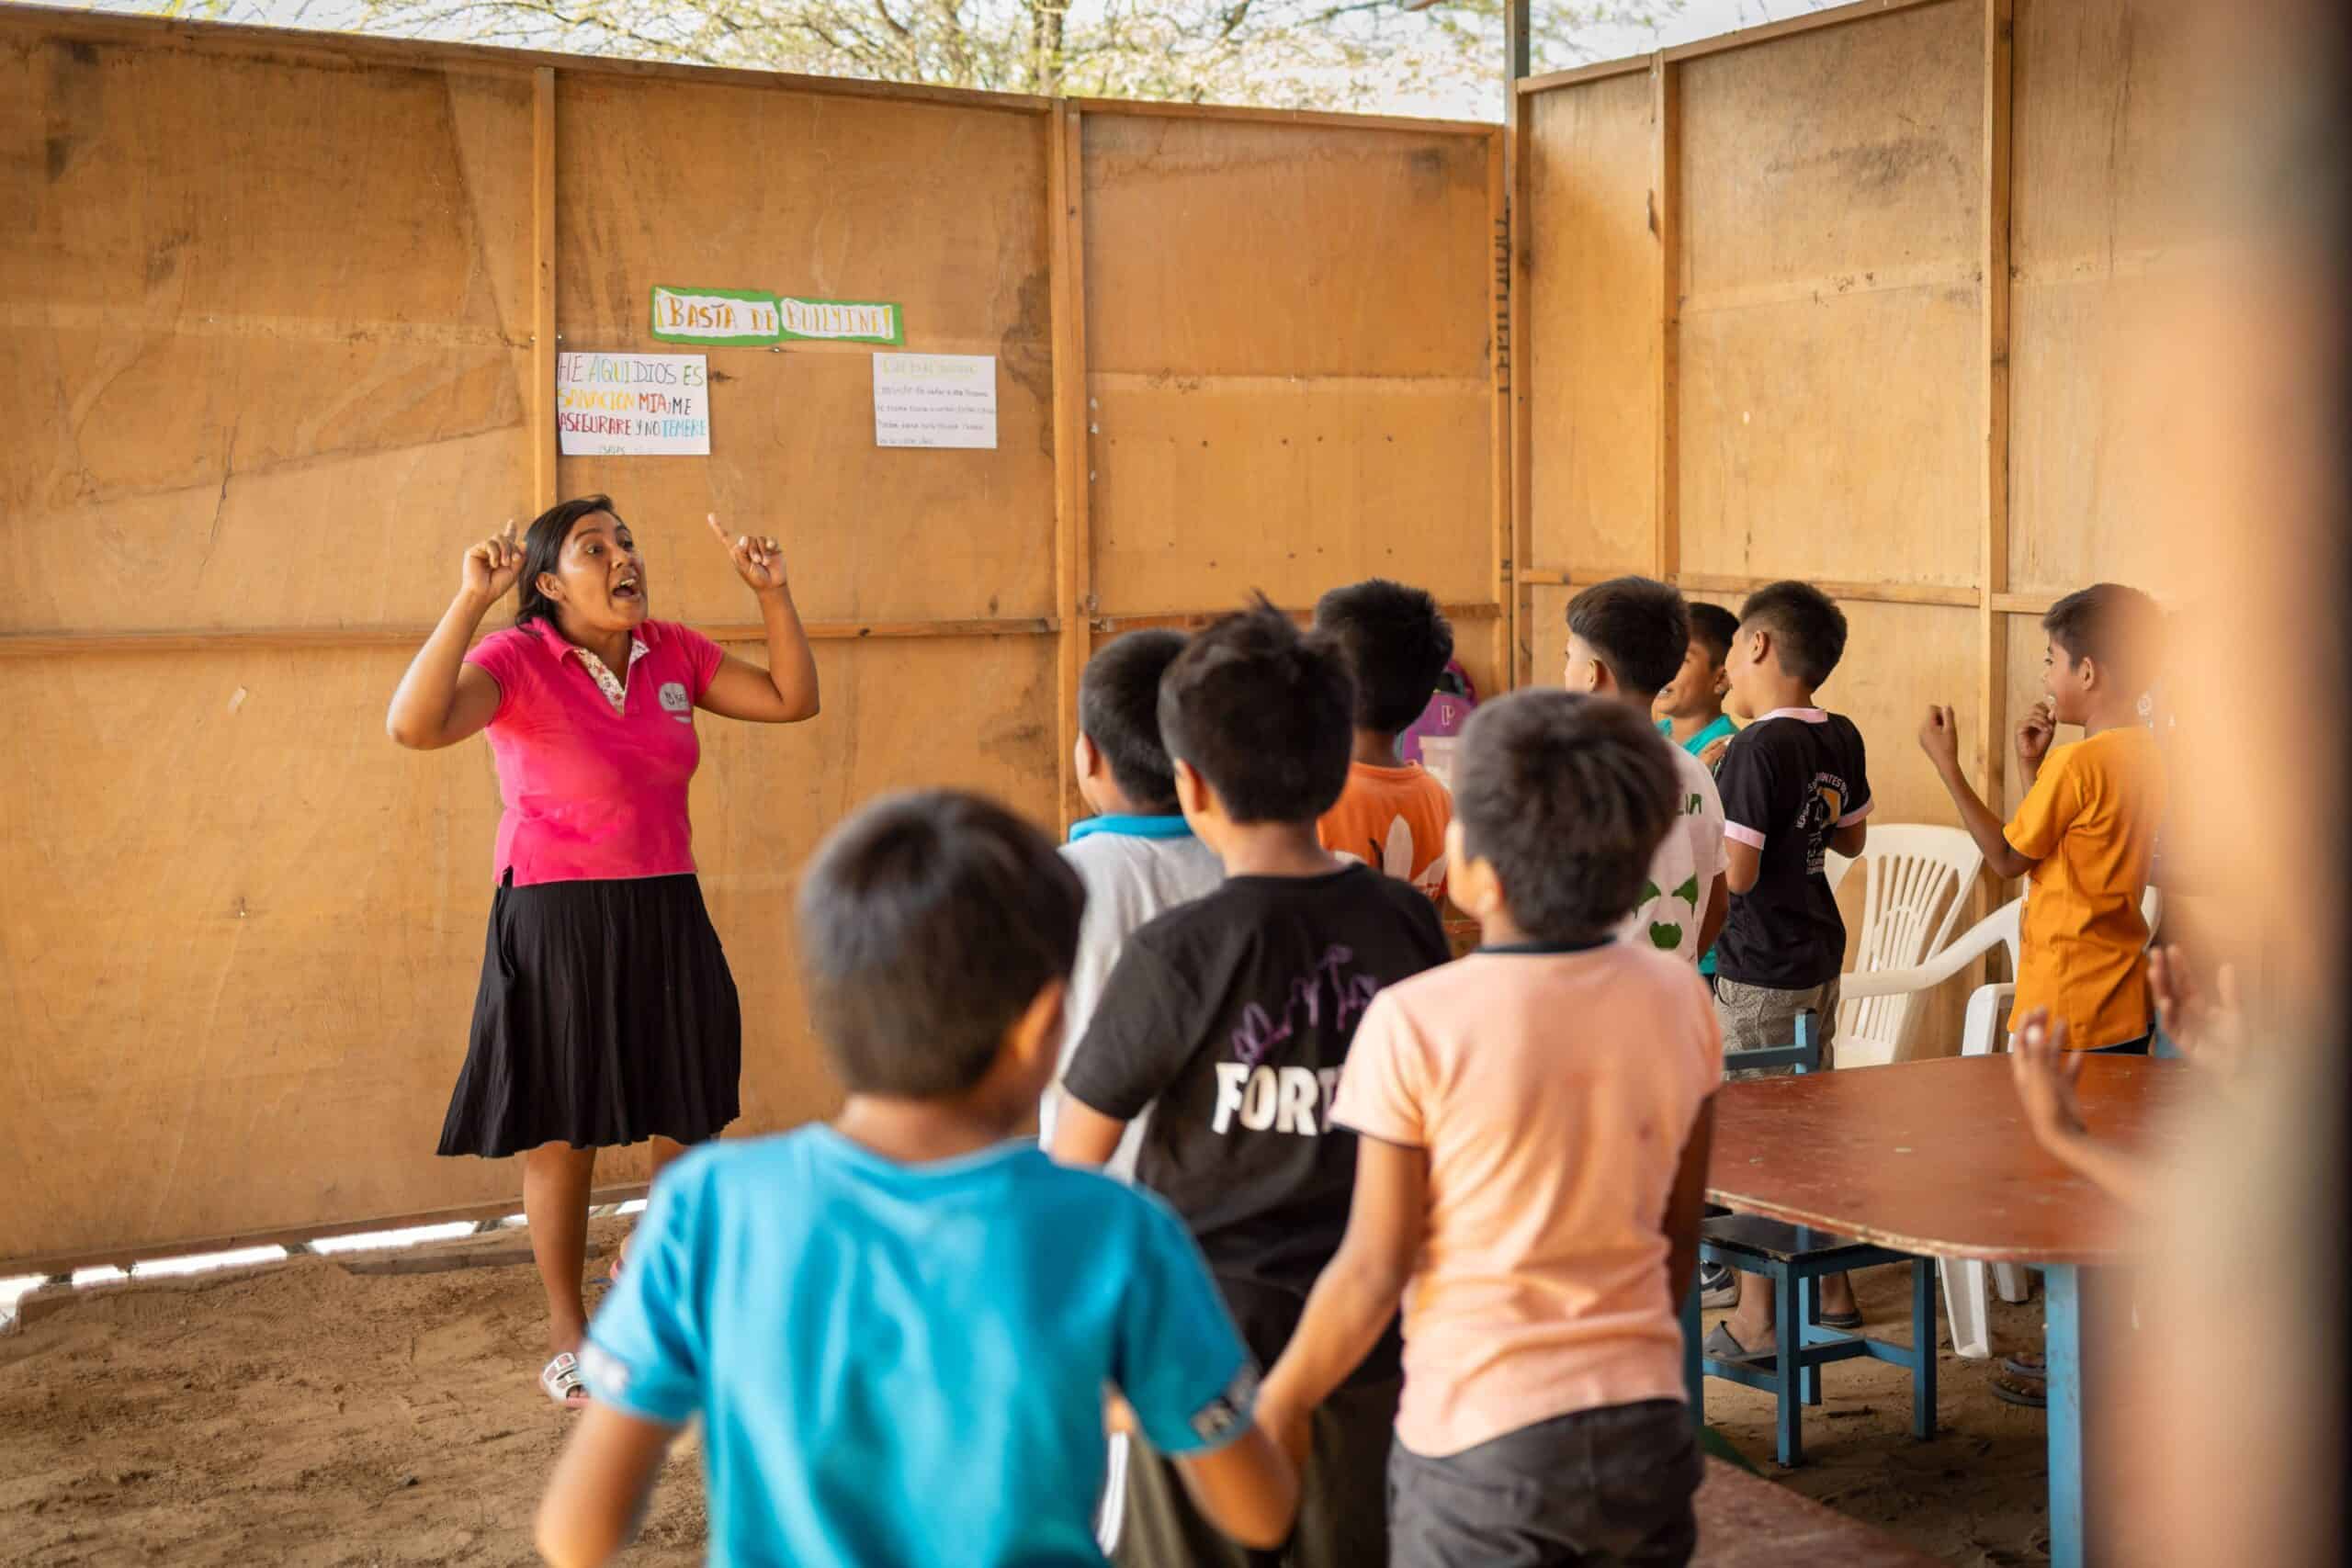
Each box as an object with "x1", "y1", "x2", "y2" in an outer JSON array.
[{"x1": 1682, "y1": 1010, "x2": 1938, "y2": 1468}]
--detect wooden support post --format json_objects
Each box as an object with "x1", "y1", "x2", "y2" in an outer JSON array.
[
  {"x1": 531, "y1": 65, "x2": 558, "y2": 513},
  {"x1": 1979, "y1": 0, "x2": 2014, "y2": 823},
  {"x1": 1653, "y1": 55, "x2": 1682, "y2": 584},
  {"x1": 1049, "y1": 102, "x2": 1094, "y2": 836},
  {"x1": 1504, "y1": 0, "x2": 1532, "y2": 688}
]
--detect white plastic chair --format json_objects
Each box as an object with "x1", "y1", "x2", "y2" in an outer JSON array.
[
  {"x1": 1823, "y1": 827, "x2": 1984, "y2": 1069},
  {"x1": 1841, "y1": 886, "x2": 2163, "y2": 1358}
]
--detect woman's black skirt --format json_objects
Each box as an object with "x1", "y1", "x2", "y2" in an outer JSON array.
[{"x1": 437, "y1": 874, "x2": 741, "y2": 1158}]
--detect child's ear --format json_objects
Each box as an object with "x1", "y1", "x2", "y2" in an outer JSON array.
[
  {"x1": 1173, "y1": 757, "x2": 1211, "y2": 819},
  {"x1": 1712, "y1": 663, "x2": 1730, "y2": 697},
  {"x1": 1073, "y1": 733, "x2": 1101, "y2": 781},
  {"x1": 1006, "y1": 978, "x2": 1068, "y2": 1082}
]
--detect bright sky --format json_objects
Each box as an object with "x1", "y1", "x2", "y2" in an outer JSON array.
[{"x1": 62, "y1": 0, "x2": 1833, "y2": 120}]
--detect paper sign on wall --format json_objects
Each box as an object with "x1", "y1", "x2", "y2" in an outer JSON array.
[
  {"x1": 650, "y1": 287, "x2": 781, "y2": 347},
  {"x1": 556, "y1": 353, "x2": 710, "y2": 456},
  {"x1": 873, "y1": 354, "x2": 998, "y2": 450},
  {"x1": 651, "y1": 286, "x2": 904, "y2": 346}
]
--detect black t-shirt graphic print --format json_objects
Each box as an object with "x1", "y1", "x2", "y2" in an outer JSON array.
[
  {"x1": 1714, "y1": 708, "x2": 1872, "y2": 990},
  {"x1": 1061, "y1": 866, "x2": 1449, "y2": 1372}
]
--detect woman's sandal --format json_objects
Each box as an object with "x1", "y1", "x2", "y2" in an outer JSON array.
[
  {"x1": 540, "y1": 1351, "x2": 591, "y2": 1409},
  {"x1": 1816, "y1": 1309, "x2": 1864, "y2": 1330}
]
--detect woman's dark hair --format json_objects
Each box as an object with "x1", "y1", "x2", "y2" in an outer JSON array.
[
  {"x1": 1453, "y1": 689, "x2": 1679, "y2": 944},
  {"x1": 797, "y1": 790, "x2": 1085, "y2": 1099},
  {"x1": 514, "y1": 495, "x2": 625, "y2": 627}
]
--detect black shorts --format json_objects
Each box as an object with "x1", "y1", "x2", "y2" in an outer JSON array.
[{"x1": 1387, "y1": 1400, "x2": 1701, "y2": 1568}]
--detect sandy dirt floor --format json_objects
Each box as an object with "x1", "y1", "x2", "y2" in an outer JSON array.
[{"x1": 2, "y1": 1234, "x2": 2058, "y2": 1565}]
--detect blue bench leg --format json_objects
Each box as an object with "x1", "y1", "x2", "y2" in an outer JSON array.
[
  {"x1": 1799, "y1": 1273, "x2": 1823, "y2": 1406},
  {"x1": 1911, "y1": 1257, "x2": 1937, "y2": 1440},
  {"x1": 1774, "y1": 1265, "x2": 1802, "y2": 1467},
  {"x1": 2047, "y1": 1264, "x2": 2088, "y2": 1568}
]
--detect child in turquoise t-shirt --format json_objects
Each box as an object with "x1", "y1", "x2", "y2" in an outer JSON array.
[{"x1": 537, "y1": 792, "x2": 1297, "y2": 1568}]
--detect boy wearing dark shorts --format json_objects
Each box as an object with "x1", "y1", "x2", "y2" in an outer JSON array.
[
  {"x1": 1257, "y1": 692, "x2": 1720, "y2": 1567},
  {"x1": 1053, "y1": 603, "x2": 1452, "y2": 1568},
  {"x1": 1711, "y1": 581, "x2": 1872, "y2": 1353}
]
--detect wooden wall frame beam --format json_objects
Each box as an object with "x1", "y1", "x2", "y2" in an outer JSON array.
[
  {"x1": 1501, "y1": 0, "x2": 1531, "y2": 690},
  {"x1": 1653, "y1": 56, "x2": 1683, "y2": 584},
  {"x1": 1049, "y1": 101, "x2": 1094, "y2": 836},
  {"x1": 1979, "y1": 0, "x2": 2015, "y2": 809},
  {"x1": 530, "y1": 65, "x2": 558, "y2": 513},
  {"x1": 0, "y1": 620, "x2": 1062, "y2": 660}
]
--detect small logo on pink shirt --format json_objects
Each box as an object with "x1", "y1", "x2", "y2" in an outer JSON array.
[{"x1": 659, "y1": 682, "x2": 692, "y2": 722}]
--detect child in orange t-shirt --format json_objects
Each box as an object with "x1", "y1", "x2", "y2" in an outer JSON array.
[
  {"x1": 1921, "y1": 582, "x2": 2166, "y2": 1053},
  {"x1": 1313, "y1": 580, "x2": 1455, "y2": 900}
]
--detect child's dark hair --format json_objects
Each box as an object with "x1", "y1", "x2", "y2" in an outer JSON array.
[
  {"x1": 1313, "y1": 579, "x2": 1455, "y2": 736},
  {"x1": 1079, "y1": 629, "x2": 1189, "y2": 810},
  {"x1": 796, "y1": 790, "x2": 1084, "y2": 1099},
  {"x1": 1159, "y1": 599, "x2": 1354, "y2": 823},
  {"x1": 1688, "y1": 602, "x2": 1741, "y2": 669},
  {"x1": 1737, "y1": 581, "x2": 1849, "y2": 690},
  {"x1": 1453, "y1": 691, "x2": 1679, "y2": 944},
  {"x1": 2043, "y1": 583, "x2": 2161, "y2": 694},
  {"x1": 515, "y1": 495, "x2": 624, "y2": 627},
  {"x1": 1566, "y1": 576, "x2": 1690, "y2": 697}
]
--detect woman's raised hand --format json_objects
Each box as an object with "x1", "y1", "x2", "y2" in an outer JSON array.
[
  {"x1": 708, "y1": 513, "x2": 786, "y2": 595},
  {"x1": 463, "y1": 519, "x2": 524, "y2": 604}
]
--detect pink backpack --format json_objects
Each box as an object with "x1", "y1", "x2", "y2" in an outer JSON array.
[{"x1": 1399, "y1": 660, "x2": 1477, "y2": 784}]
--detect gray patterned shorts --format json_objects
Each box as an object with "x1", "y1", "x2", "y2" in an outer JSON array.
[{"x1": 1713, "y1": 976, "x2": 1840, "y2": 1078}]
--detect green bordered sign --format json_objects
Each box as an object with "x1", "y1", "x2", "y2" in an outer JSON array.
[
  {"x1": 650, "y1": 286, "x2": 783, "y2": 347},
  {"x1": 650, "y1": 286, "x2": 905, "y2": 347},
  {"x1": 775, "y1": 296, "x2": 903, "y2": 344}
]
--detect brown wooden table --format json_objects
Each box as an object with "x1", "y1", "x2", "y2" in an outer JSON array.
[{"x1": 1699, "y1": 1055, "x2": 2188, "y2": 1568}]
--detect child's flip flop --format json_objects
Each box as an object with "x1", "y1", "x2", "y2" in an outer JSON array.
[
  {"x1": 2002, "y1": 1352, "x2": 2046, "y2": 1381},
  {"x1": 1990, "y1": 1371, "x2": 2048, "y2": 1409},
  {"x1": 541, "y1": 1352, "x2": 591, "y2": 1409},
  {"x1": 1816, "y1": 1309, "x2": 1864, "y2": 1330}
]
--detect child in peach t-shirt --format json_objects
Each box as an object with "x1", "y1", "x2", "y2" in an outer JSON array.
[{"x1": 1255, "y1": 690, "x2": 1720, "y2": 1566}]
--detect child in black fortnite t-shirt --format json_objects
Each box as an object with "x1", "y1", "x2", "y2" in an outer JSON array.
[{"x1": 1052, "y1": 602, "x2": 1450, "y2": 1568}]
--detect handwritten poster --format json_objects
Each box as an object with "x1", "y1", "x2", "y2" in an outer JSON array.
[
  {"x1": 556, "y1": 353, "x2": 710, "y2": 456},
  {"x1": 777, "y1": 297, "x2": 902, "y2": 344},
  {"x1": 650, "y1": 287, "x2": 780, "y2": 347},
  {"x1": 873, "y1": 354, "x2": 998, "y2": 450},
  {"x1": 650, "y1": 286, "x2": 904, "y2": 346}
]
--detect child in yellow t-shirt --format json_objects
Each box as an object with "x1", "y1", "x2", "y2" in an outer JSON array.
[{"x1": 1920, "y1": 583, "x2": 2166, "y2": 1052}]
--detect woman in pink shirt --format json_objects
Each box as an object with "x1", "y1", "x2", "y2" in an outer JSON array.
[{"x1": 387, "y1": 496, "x2": 818, "y2": 1407}]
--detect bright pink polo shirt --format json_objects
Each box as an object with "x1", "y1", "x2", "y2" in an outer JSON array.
[{"x1": 464, "y1": 619, "x2": 727, "y2": 886}]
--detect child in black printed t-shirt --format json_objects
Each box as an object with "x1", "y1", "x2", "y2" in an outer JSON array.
[
  {"x1": 1052, "y1": 601, "x2": 1451, "y2": 1568},
  {"x1": 1709, "y1": 580, "x2": 1871, "y2": 1358}
]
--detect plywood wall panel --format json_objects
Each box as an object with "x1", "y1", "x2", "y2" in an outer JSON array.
[
  {"x1": 1679, "y1": 0, "x2": 1981, "y2": 299},
  {"x1": 1522, "y1": 74, "x2": 1657, "y2": 575},
  {"x1": 0, "y1": 38, "x2": 533, "y2": 631},
  {"x1": 1080, "y1": 116, "x2": 1492, "y2": 381},
  {"x1": 553, "y1": 74, "x2": 1056, "y2": 625},
  {"x1": 0, "y1": 634, "x2": 1057, "y2": 1265},
  {"x1": 2007, "y1": 0, "x2": 2204, "y2": 597},
  {"x1": 1080, "y1": 112, "x2": 1498, "y2": 619},
  {"x1": 1679, "y1": 287, "x2": 1982, "y2": 587}
]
